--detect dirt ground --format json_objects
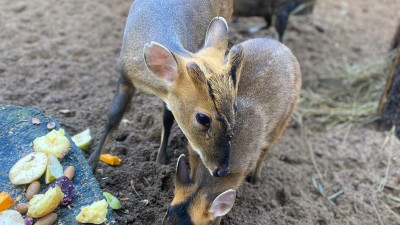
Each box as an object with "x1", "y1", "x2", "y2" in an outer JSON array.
[{"x1": 1, "y1": 0, "x2": 400, "y2": 224}]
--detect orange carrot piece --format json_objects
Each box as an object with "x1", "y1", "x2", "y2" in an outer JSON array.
[
  {"x1": 0, "y1": 191, "x2": 16, "y2": 212},
  {"x1": 100, "y1": 154, "x2": 121, "y2": 166}
]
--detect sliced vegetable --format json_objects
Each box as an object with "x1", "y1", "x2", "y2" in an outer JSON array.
[
  {"x1": 100, "y1": 154, "x2": 121, "y2": 166},
  {"x1": 9, "y1": 152, "x2": 48, "y2": 185},
  {"x1": 0, "y1": 210, "x2": 25, "y2": 225},
  {"x1": 0, "y1": 192, "x2": 16, "y2": 212},
  {"x1": 45, "y1": 154, "x2": 63, "y2": 184},
  {"x1": 71, "y1": 128, "x2": 92, "y2": 151},
  {"x1": 43, "y1": 176, "x2": 76, "y2": 206},
  {"x1": 27, "y1": 185, "x2": 64, "y2": 218},
  {"x1": 33, "y1": 128, "x2": 70, "y2": 159},
  {"x1": 75, "y1": 199, "x2": 108, "y2": 224},
  {"x1": 103, "y1": 192, "x2": 121, "y2": 210}
]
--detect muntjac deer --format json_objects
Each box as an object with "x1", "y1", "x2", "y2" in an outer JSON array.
[
  {"x1": 163, "y1": 38, "x2": 301, "y2": 225},
  {"x1": 88, "y1": 0, "x2": 236, "y2": 177},
  {"x1": 233, "y1": 0, "x2": 317, "y2": 41}
]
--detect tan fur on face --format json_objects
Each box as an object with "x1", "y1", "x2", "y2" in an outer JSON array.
[
  {"x1": 166, "y1": 46, "x2": 242, "y2": 174},
  {"x1": 171, "y1": 184, "x2": 197, "y2": 206},
  {"x1": 166, "y1": 38, "x2": 301, "y2": 225},
  {"x1": 188, "y1": 192, "x2": 213, "y2": 225}
]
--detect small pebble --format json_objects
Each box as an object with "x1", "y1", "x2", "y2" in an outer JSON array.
[
  {"x1": 15, "y1": 203, "x2": 28, "y2": 214},
  {"x1": 35, "y1": 213, "x2": 57, "y2": 225},
  {"x1": 47, "y1": 122, "x2": 56, "y2": 130},
  {"x1": 63, "y1": 166, "x2": 75, "y2": 180},
  {"x1": 26, "y1": 181, "x2": 40, "y2": 200},
  {"x1": 31, "y1": 117, "x2": 41, "y2": 125}
]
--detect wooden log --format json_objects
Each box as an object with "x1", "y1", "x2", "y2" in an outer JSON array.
[{"x1": 377, "y1": 46, "x2": 400, "y2": 138}]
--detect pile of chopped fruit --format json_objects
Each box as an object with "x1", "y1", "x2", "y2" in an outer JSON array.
[{"x1": 1, "y1": 125, "x2": 120, "y2": 225}]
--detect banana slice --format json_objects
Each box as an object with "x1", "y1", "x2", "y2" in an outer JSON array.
[
  {"x1": 45, "y1": 154, "x2": 64, "y2": 184},
  {"x1": 9, "y1": 152, "x2": 48, "y2": 185},
  {"x1": 27, "y1": 185, "x2": 64, "y2": 218},
  {"x1": 71, "y1": 128, "x2": 92, "y2": 151},
  {"x1": 33, "y1": 129, "x2": 71, "y2": 159},
  {"x1": 0, "y1": 210, "x2": 25, "y2": 225},
  {"x1": 75, "y1": 199, "x2": 108, "y2": 224}
]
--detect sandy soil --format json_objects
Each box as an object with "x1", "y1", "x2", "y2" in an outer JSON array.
[{"x1": 1, "y1": 0, "x2": 400, "y2": 224}]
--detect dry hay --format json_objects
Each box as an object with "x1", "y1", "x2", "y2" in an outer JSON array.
[{"x1": 294, "y1": 50, "x2": 396, "y2": 128}]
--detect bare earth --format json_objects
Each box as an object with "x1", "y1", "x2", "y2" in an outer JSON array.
[{"x1": 1, "y1": 0, "x2": 400, "y2": 224}]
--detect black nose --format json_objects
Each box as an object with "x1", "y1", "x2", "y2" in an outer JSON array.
[{"x1": 213, "y1": 167, "x2": 229, "y2": 177}]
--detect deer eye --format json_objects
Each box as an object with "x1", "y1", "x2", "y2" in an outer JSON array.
[{"x1": 196, "y1": 113, "x2": 211, "y2": 128}]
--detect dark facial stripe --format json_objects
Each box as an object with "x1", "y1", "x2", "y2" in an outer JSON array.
[
  {"x1": 228, "y1": 45, "x2": 244, "y2": 88},
  {"x1": 164, "y1": 190, "x2": 202, "y2": 225},
  {"x1": 229, "y1": 65, "x2": 237, "y2": 87},
  {"x1": 206, "y1": 80, "x2": 223, "y2": 121},
  {"x1": 206, "y1": 80, "x2": 216, "y2": 102}
]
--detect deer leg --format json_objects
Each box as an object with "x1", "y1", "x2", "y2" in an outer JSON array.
[
  {"x1": 274, "y1": 10, "x2": 290, "y2": 42},
  {"x1": 250, "y1": 146, "x2": 271, "y2": 184},
  {"x1": 156, "y1": 103, "x2": 175, "y2": 164},
  {"x1": 88, "y1": 76, "x2": 135, "y2": 170}
]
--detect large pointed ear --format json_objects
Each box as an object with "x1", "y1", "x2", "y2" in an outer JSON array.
[
  {"x1": 175, "y1": 154, "x2": 192, "y2": 185},
  {"x1": 144, "y1": 42, "x2": 178, "y2": 86},
  {"x1": 227, "y1": 44, "x2": 244, "y2": 92},
  {"x1": 210, "y1": 189, "x2": 236, "y2": 219},
  {"x1": 204, "y1": 17, "x2": 229, "y2": 51}
]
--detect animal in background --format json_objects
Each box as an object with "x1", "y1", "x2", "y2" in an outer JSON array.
[
  {"x1": 88, "y1": 0, "x2": 238, "y2": 178},
  {"x1": 163, "y1": 37, "x2": 301, "y2": 225},
  {"x1": 233, "y1": 0, "x2": 317, "y2": 41}
]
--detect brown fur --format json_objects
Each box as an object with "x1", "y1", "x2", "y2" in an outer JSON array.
[
  {"x1": 233, "y1": 0, "x2": 317, "y2": 40},
  {"x1": 157, "y1": 36, "x2": 245, "y2": 176},
  {"x1": 164, "y1": 38, "x2": 301, "y2": 225},
  {"x1": 88, "y1": 0, "x2": 235, "y2": 169}
]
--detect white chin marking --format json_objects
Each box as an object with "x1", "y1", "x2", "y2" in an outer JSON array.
[
  {"x1": 192, "y1": 146, "x2": 214, "y2": 176},
  {"x1": 207, "y1": 168, "x2": 214, "y2": 176},
  {"x1": 165, "y1": 101, "x2": 171, "y2": 110}
]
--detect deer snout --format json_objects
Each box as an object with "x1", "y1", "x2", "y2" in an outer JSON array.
[
  {"x1": 212, "y1": 165, "x2": 229, "y2": 177},
  {"x1": 211, "y1": 139, "x2": 231, "y2": 177}
]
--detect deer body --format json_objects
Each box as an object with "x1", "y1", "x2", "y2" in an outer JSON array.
[
  {"x1": 88, "y1": 0, "x2": 234, "y2": 170},
  {"x1": 228, "y1": 38, "x2": 301, "y2": 174},
  {"x1": 119, "y1": 0, "x2": 232, "y2": 98},
  {"x1": 163, "y1": 38, "x2": 301, "y2": 225},
  {"x1": 233, "y1": 0, "x2": 316, "y2": 41}
]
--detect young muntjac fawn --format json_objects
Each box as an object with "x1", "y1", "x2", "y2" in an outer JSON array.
[
  {"x1": 88, "y1": 0, "x2": 235, "y2": 177},
  {"x1": 163, "y1": 38, "x2": 301, "y2": 225}
]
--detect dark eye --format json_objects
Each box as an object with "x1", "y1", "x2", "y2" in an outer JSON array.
[{"x1": 196, "y1": 113, "x2": 211, "y2": 127}]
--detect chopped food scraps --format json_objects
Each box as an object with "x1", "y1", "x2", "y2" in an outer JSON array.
[
  {"x1": 75, "y1": 199, "x2": 108, "y2": 224},
  {"x1": 0, "y1": 192, "x2": 16, "y2": 212},
  {"x1": 100, "y1": 154, "x2": 121, "y2": 166}
]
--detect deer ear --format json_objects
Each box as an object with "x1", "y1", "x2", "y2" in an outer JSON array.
[
  {"x1": 175, "y1": 154, "x2": 191, "y2": 185},
  {"x1": 210, "y1": 189, "x2": 236, "y2": 219},
  {"x1": 144, "y1": 42, "x2": 178, "y2": 86},
  {"x1": 204, "y1": 17, "x2": 229, "y2": 51}
]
